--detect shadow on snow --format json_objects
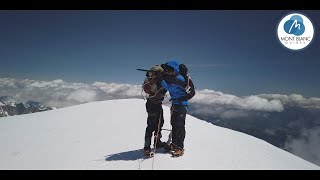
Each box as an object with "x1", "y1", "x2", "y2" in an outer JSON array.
[
  {"x1": 105, "y1": 148, "x2": 169, "y2": 161},
  {"x1": 105, "y1": 149, "x2": 144, "y2": 161}
]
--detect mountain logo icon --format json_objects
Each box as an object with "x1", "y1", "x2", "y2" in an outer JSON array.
[
  {"x1": 277, "y1": 13, "x2": 314, "y2": 51},
  {"x1": 284, "y1": 15, "x2": 305, "y2": 36}
]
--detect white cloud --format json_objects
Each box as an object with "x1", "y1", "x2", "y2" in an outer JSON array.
[
  {"x1": 2, "y1": 77, "x2": 320, "y2": 113},
  {"x1": 258, "y1": 94, "x2": 320, "y2": 109},
  {"x1": 284, "y1": 127, "x2": 320, "y2": 166},
  {"x1": 92, "y1": 82, "x2": 142, "y2": 98},
  {"x1": 0, "y1": 78, "x2": 142, "y2": 108},
  {"x1": 186, "y1": 89, "x2": 284, "y2": 120},
  {"x1": 191, "y1": 89, "x2": 284, "y2": 112},
  {"x1": 66, "y1": 88, "x2": 102, "y2": 103}
]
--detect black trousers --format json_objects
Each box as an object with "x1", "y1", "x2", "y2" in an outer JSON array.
[
  {"x1": 171, "y1": 104, "x2": 187, "y2": 149},
  {"x1": 144, "y1": 100, "x2": 164, "y2": 149}
]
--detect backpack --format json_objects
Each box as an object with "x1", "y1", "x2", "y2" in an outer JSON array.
[
  {"x1": 179, "y1": 64, "x2": 195, "y2": 101},
  {"x1": 142, "y1": 65, "x2": 164, "y2": 98},
  {"x1": 164, "y1": 64, "x2": 196, "y2": 101}
]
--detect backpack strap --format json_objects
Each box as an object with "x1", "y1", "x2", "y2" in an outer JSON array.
[
  {"x1": 164, "y1": 76, "x2": 186, "y2": 87},
  {"x1": 170, "y1": 76, "x2": 195, "y2": 102},
  {"x1": 185, "y1": 75, "x2": 192, "y2": 94}
]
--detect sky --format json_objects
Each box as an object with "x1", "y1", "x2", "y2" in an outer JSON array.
[
  {"x1": 0, "y1": 99, "x2": 318, "y2": 169},
  {"x1": 0, "y1": 10, "x2": 319, "y2": 97}
]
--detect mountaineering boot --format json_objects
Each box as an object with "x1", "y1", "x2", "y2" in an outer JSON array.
[
  {"x1": 143, "y1": 147, "x2": 154, "y2": 158},
  {"x1": 171, "y1": 147, "x2": 184, "y2": 157},
  {"x1": 164, "y1": 143, "x2": 178, "y2": 152}
]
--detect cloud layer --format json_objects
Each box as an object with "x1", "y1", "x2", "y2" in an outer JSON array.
[
  {"x1": 258, "y1": 94, "x2": 320, "y2": 109},
  {"x1": 2, "y1": 77, "x2": 320, "y2": 112},
  {"x1": 187, "y1": 89, "x2": 284, "y2": 120},
  {"x1": 0, "y1": 78, "x2": 142, "y2": 108},
  {"x1": 284, "y1": 127, "x2": 320, "y2": 166}
]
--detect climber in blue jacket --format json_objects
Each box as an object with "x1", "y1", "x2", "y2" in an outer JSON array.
[{"x1": 156, "y1": 60, "x2": 188, "y2": 157}]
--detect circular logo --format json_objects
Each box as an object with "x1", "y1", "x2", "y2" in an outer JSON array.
[{"x1": 277, "y1": 13, "x2": 314, "y2": 50}]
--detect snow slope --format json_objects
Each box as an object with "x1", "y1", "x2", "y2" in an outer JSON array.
[{"x1": 0, "y1": 99, "x2": 318, "y2": 170}]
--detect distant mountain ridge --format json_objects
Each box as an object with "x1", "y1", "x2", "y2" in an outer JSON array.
[{"x1": 0, "y1": 96, "x2": 53, "y2": 117}]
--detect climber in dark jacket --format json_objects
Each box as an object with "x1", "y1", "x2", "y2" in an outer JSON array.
[{"x1": 143, "y1": 64, "x2": 168, "y2": 157}]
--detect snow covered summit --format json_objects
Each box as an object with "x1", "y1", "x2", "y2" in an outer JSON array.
[{"x1": 0, "y1": 99, "x2": 318, "y2": 170}]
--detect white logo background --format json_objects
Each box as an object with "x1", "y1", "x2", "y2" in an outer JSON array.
[{"x1": 277, "y1": 13, "x2": 314, "y2": 50}]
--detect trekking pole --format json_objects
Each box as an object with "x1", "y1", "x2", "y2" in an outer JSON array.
[
  {"x1": 136, "y1": 68, "x2": 149, "y2": 72},
  {"x1": 168, "y1": 107, "x2": 173, "y2": 146},
  {"x1": 152, "y1": 109, "x2": 163, "y2": 170}
]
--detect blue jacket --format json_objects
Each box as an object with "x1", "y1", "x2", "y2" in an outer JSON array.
[{"x1": 161, "y1": 60, "x2": 189, "y2": 106}]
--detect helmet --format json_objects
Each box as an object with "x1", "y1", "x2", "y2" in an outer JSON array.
[{"x1": 165, "y1": 60, "x2": 180, "y2": 73}]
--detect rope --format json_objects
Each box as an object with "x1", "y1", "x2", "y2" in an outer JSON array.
[
  {"x1": 185, "y1": 75, "x2": 191, "y2": 94},
  {"x1": 151, "y1": 108, "x2": 163, "y2": 170},
  {"x1": 168, "y1": 106, "x2": 173, "y2": 145},
  {"x1": 165, "y1": 106, "x2": 174, "y2": 148},
  {"x1": 187, "y1": 75, "x2": 190, "y2": 87},
  {"x1": 141, "y1": 76, "x2": 154, "y2": 100},
  {"x1": 141, "y1": 75, "x2": 165, "y2": 100},
  {"x1": 141, "y1": 88, "x2": 146, "y2": 100}
]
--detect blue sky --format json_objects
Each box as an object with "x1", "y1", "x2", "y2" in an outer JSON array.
[{"x1": 0, "y1": 10, "x2": 319, "y2": 97}]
